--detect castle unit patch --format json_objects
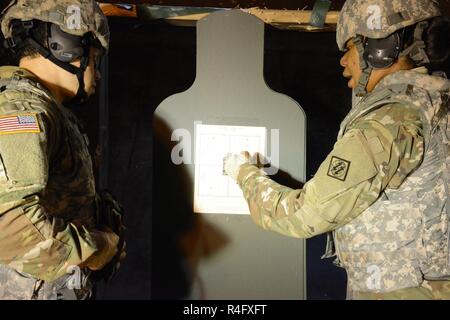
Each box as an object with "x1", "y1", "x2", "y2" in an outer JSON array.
[{"x1": 327, "y1": 156, "x2": 351, "y2": 181}]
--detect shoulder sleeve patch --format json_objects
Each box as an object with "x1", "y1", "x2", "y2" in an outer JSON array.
[
  {"x1": 0, "y1": 113, "x2": 41, "y2": 135},
  {"x1": 312, "y1": 129, "x2": 378, "y2": 202}
]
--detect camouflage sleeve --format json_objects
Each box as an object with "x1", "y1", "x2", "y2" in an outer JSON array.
[
  {"x1": 237, "y1": 103, "x2": 424, "y2": 238},
  {"x1": 0, "y1": 111, "x2": 97, "y2": 282}
]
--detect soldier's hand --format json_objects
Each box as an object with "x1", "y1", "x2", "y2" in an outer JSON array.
[
  {"x1": 223, "y1": 151, "x2": 250, "y2": 181},
  {"x1": 79, "y1": 228, "x2": 119, "y2": 271},
  {"x1": 249, "y1": 152, "x2": 266, "y2": 168}
]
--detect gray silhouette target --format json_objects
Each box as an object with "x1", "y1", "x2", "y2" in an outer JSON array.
[{"x1": 154, "y1": 9, "x2": 306, "y2": 299}]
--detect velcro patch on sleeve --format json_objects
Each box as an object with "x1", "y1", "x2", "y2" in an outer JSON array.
[
  {"x1": 0, "y1": 113, "x2": 41, "y2": 135},
  {"x1": 0, "y1": 154, "x2": 7, "y2": 182}
]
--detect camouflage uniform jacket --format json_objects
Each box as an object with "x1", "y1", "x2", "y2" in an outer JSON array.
[
  {"x1": 237, "y1": 67, "x2": 450, "y2": 293},
  {"x1": 0, "y1": 66, "x2": 98, "y2": 299}
]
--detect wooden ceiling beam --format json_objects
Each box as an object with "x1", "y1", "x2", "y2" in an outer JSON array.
[
  {"x1": 99, "y1": 0, "x2": 450, "y2": 17},
  {"x1": 99, "y1": 4, "x2": 339, "y2": 30},
  {"x1": 98, "y1": 0, "x2": 345, "y2": 10},
  {"x1": 99, "y1": 1, "x2": 449, "y2": 30},
  {"x1": 100, "y1": 4, "x2": 138, "y2": 17}
]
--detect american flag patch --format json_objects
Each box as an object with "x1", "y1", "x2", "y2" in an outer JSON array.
[{"x1": 0, "y1": 114, "x2": 41, "y2": 135}]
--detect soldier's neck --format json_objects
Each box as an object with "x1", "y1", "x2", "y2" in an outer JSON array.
[{"x1": 19, "y1": 56, "x2": 75, "y2": 105}]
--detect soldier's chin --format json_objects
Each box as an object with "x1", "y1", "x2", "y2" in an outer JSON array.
[
  {"x1": 347, "y1": 78, "x2": 355, "y2": 89},
  {"x1": 86, "y1": 86, "x2": 96, "y2": 97}
]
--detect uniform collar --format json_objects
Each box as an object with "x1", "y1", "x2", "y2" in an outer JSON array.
[
  {"x1": 0, "y1": 65, "x2": 59, "y2": 106},
  {"x1": 373, "y1": 67, "x2": 450, "y2": 94},
  {"x1": 0, "y1": 65, "x2": 39, "y2": 82}
]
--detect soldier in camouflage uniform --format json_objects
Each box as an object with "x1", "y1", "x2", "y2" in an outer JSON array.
[
  {"x1": 0, "y1": 0, "x2": 123, "y2": 300},
  {"x1": 225, "y1": 0, "x2": 450, "y2": 300}
]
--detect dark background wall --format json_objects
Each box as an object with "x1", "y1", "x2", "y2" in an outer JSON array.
[{"x1": 0, "y1": 16, "x2": 351, "y2": 299}]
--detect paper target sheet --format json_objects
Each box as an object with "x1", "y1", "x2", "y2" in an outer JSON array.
[{"x1": 194, "y1": 124, "x2": 266, "y2": 214}]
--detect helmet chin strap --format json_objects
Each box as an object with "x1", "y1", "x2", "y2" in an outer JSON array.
[
  {"x1": 68, "y1": 52, "x2": 90, "y2": 105},
  {"x1": 353, "y1": 35, "x2": 373, "y2": 97}
]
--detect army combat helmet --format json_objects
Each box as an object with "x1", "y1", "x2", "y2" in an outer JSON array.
[
  {"x1": 337, "y1": 0, "x2": 442, "y2": 97},
  {"x1": 1, "y1": 0, "x2": 109, "y2": 103}
]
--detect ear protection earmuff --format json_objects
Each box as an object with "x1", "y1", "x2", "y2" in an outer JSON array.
[
  {"x1": 363, "y1": 30, "x2": 404, "y2": 69},
  {"x1": 47, "y1": 23, "x2": 88, "y2": 63}
]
